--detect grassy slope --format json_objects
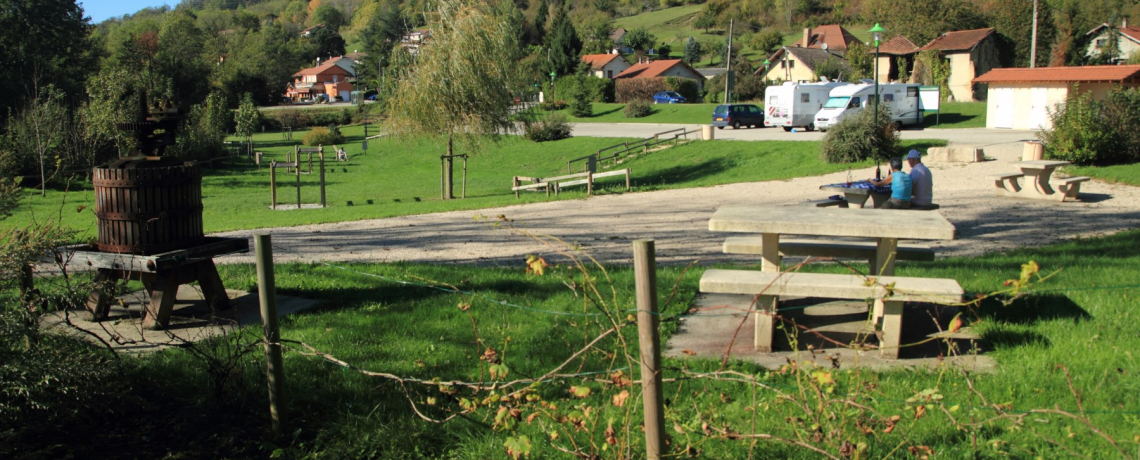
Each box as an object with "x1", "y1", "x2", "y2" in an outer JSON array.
[
  {"x1": 0, "y1": 126, "x2": 943, "y2": 234},
  {"x1": 11, "y1": 230, "x2": 1138, "y2": 458}
]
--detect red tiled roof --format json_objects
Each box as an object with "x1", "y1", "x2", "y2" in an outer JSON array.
[
  {"x1": 804, "y1": 24, "x2": 860, "y2": 51},
  {"x1": 613, "y1": 59, "x2": 702, "y2": 79},
  {"x1": 581, "y1": 53, "x2": 622, "y2": 70},
  {"x1": 1119, "y1": 26, "x2": 1140, "y2": 43},
  {"x1": 878, "y1": 35, "x2": 919, "y2": 55},
  {"x1": 293, "y1": 61, "x2": 351, "y2": 77},
  {"x1": 921, "y1": 28, "x2": 995, "y2": 52},
  {"x1": 973, "y1": 65, "x2": 1140, "y2": 84}
]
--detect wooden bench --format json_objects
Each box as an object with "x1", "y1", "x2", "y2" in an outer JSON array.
[
  {"x1": 805, "y1": 198, "x2": 848, "y2": 207},
  {"x1": 722, "y1": 237, "x2": 935, "y2": 268},
  {"x1": 700, "y1": 269, "x2": 964, "y2": 358},
  {"x1": 1055, "y1": 176, "x2": 1090, "y2": 200}
]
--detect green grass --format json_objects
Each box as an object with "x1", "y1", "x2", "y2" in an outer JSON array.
[
  {"x1": 549, "y1": 102, "x2": 719, "y2": 123},
  {"x1": 922, "y1": 101, "x2": 987, "y2": 129},
  {"x1": 0, "y1": 126, "x2": 944, "y2": 235},
  {"x1": 1067, "y1": 162, "x2": 1140, "y2": 187},
  {"x1": 7, "y1": 230, "x2": 1140, "y2": 458}
]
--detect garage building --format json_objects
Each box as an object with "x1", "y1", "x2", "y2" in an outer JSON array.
[{"x1": 973, "y1": 65, "x2": 1140, "y2": 130}]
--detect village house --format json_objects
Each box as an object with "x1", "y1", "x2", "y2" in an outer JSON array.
[
  {"x1": 581, "y1": 53, "x2": 632, "y2": 79},
  {"x1": 876, "y1": 35, "x2": 920, "y2": 83},
  {"x1": 974, "y1": 65, "x2": 1140, "y2": 130},
  {"x1": 759, "y1": 25, "x2": 859, "y2": 82},
  {"x1": 613, "y1": 59, "x2": 706, "y2": 90},
  {"x1": 285, "y1": 61, "x2": 353, "y2": 102},
  {"x1": 919, "y1": 28, "x2": 1000, "y2": 102},
  {"x1": 610, "y1": 28, "x2": 631, "y2": 54},
  {"x1": 1085, "y1": 21, "x2": 1140, "y2": 63},
  {"x1": 400, "y1": 28, "x2": 430, "y2": 56},
  {"x1": 299, "y1": 23, "x2": 325, "y2": 38}
]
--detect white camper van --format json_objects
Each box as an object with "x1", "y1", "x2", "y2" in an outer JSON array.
[
  {"x1": 814, "y1": 83, "x2": 924, "y2": 131},
  {"x1": 764, "y1": 81, "x2": 850, "y2": 131}
]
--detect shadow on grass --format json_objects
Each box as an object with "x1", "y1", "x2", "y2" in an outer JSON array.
[
  {"x1": 980, "y1": 329, "x2": 1050, "y2": 349},
  {"x1": 978, "y1": 294, "x2": 1090, "y2": 325},
  {"x1": 588, "y1": 106, "x2": 624, "y2": 117},
  {"x1": 921, "y1": 112, "x2": 979, "y2": 128},
  {"x1": 637, "y1": 157, "x2": 732, "y2": 185}
]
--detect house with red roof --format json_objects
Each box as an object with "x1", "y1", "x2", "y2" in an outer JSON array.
[
  {"x1": 613, "y1": 59, "x2": 706, "y2": 90},
  {"x1": 920, "y1": 28, "x2": 1000, "y2": 102},
  {"x1": 876, "y1": 36, "x2": 920, "y2": 83},
  {"x1": 973, "y1": 65, "x2": 1140, "y2": 129},
  {"x1": 1085, "y1": 21, "x2": 1140, "y2": 63},
  {"x1": 581, "y1": 53, "x2": 631, "y2": 79},
  {"x1": 759, "y1": 25, "x2": 860, "y2": 83},
  {"x1": 796, "y1": 24, "x2": 861, "y2": 51},
  {"x1": 285, "y1": 61, "x2": 353, "y2": 102}
]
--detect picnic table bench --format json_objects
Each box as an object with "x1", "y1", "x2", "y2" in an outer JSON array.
[
  {"x1": 704, "y1": 205, "x2": 960, "y2": 358},
  {"x1": 989, "y1": 160, "x2": 1087, "y2": 202}
]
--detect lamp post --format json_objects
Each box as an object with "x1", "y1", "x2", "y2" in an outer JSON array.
[
  {"x1": 868, "y1": 23, "x2": 886, "y2": 179},
  {"x1": 763, "y1": 59, "x2": 770, "y2": 81},
  {"x1": 549, "y1": 71, "x2": 556, "y2": 89}
]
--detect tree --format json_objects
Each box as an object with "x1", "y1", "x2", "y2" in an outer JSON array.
[
  {"x1": 6, "y1": 86, "x2": 69, "y2": 196},
  {"x1": 860, "y1": 0, "x2": 984, "y2": 47},
  {"x1": 545, "y1": 7, "x2": 582, "y2": 80},
  {"x1": 357, "y1": 0, "x2": 405, "y2": 90},
  {"x1": 310, "y1": 4, "x2": 346, "y2": 31},
  {"x1": 844, "y1": 42, "x2": 873, "y2": 81},
  {"x1": 386, "y1": 0, "x2": 524, "y2": 200},
  {"x1": 580, "y1": 18, "x2": 614, "y2": 54},
  {"x1": 534, "y1": 0, "x2": 548, "y2": 42},
  {"x1": 234, "y1": 93, "x2": 260, "y2": 156},
  {"x1": 623, "y1": 27, "x2": 655, "y2": 53},
  {"x1": 683, "y1": 37, "x2": 704, "y2": 64},
  {"x1": 751, "y1": 29, "x2": 784, "y2": 55},
  {"x1": 309, "y1": 26, "x2": 347, "y2": 59},
  {"x1": 0, "y1": 0, "x2": 96, "y2": 119},
  {"x1": 695, "y1": 13, "x2": 716, "y2": 33}
]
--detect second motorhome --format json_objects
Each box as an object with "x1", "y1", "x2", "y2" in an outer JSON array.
[
  {"x1": 814, "y1": 83, "x2": 924, "y2": 131},
  {"x1": 764, "y1": 80, "x2": 850, "y2": 131}
]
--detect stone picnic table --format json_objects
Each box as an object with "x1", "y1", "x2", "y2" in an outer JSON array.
[
  {"x1": 819, "y1": 180, "x2": 892, "y2": 208},
  {"x1": 701, "y1": 205, "x2": 961, "y2": 358},
  {"x1": 989, "y1": 160, "x2": 1089, "y2": 202}
]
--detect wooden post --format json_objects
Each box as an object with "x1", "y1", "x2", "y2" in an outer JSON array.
[
  {"x1": 513, "y1": 177, "x2": 519, "y2": 199},
  {"x1": 270, "y1": 161, "x2": 277, "y2": 209},
  {"x1": 440, "y1": 156, "x2": 445, "y2": 201},
  {"x1": 295, "y1": 160, "x2": 301, "y2": 209},
  {"x1": 319, "y1": 152, "x2": 326, "y2": 207},
  {"x1": 461, "y1": 155, "x2": 467, "y2": 199},
  {"x1": 587, "y1": 171, "x2": 594, "y2": 196},
  {"x1": 255, "y1": 234, "x2": 286, "y2": 437},
  {"x1": 625, "y1": 169, "x2": 631, "y2": 191},
  {"x1": 633, "y1": 240, "x2": 666, "y2": 459}
]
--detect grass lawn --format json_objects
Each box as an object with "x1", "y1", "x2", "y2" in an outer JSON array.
[
  {"x1": 7, "y1": 230, "x2": 1139, "y2": 458},
  {"x1": 922, "y1": 101, "x2": 987, "y2": 129},
  {"x1": 548, "y1": 102, "x2": 718, "y2": 123},
  {"x1": 1067, "y1": 162, "x2": 1140, "y2": 187},
  {"x1": 0, "y1": 126, "x2": 944, "y2": 235}
]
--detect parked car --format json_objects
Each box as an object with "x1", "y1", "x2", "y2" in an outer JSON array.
[
  {"x1": 712, "y1": 104, "x2": 764, "y2": 129},
  {"x1": 653, "y1": 91, "x2": 687, "y2": 104}
]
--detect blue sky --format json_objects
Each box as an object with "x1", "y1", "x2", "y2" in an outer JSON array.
[{"x1": 81, "y1": 0, "x2": 175, "y2": 23}]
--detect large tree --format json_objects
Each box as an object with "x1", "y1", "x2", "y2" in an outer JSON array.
[
  {"x1": 386, "y1": 0, "x2": 525, "y2": 200},
  {"x1": 860, "y1": 0, "x2": 984, "y2": 47},
  {"x1": 0, "y1": 0, "x2": 96, "y2": 118},
  {"x1": 545, "y1": 6, "x2": 582, "y2": 79}
]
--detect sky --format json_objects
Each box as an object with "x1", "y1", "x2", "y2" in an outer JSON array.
[{"x1": 81, "y1": 0, "x2": 176, "y2": 23}]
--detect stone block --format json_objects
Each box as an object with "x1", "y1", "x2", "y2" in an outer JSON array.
[{"x1": 925, "y1": 147, "x2": 984, "y2": 164}]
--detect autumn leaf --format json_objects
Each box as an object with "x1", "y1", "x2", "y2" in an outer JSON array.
[
  {"x1": 569, "y1": 386, "x2": 591, "y2": 398},
  {"x1": 604, "y1": 422, "x2": 618, "y2": 445},
  {"x1": 682, "y1": 349, "x2": 697, "y2": 356},
  {"x1": 914, "y1": 405, "x2": 926, "y2": 419},
  {"x1": 504, "y1": 435, "x2": 532, "y2": 459},
  {"x1": 489, "y1": 364, "x2": 510, "y2": 380},
  {"x1": 948, "y1": 313, "x2": 963, "y2": 333},
  {"x1": 525, "y1": 254, "x2": 548, "y2": 276},
  {"x1": 612, "y1": 390, "x2": 630, "y2": 407},
  {"x1": 812, "y1": 370, "x2": 835, "y2": 386}
]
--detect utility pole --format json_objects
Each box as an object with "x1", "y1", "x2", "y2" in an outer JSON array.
[
  {"x1": 724, "y1": 19, "x2": 734, "y2": 104},
  {"x1": 1030, "y1": 0, "x2": 1039, "y2": 68}
]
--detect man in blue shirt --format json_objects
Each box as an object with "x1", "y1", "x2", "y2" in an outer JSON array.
[{"x1": 870, "y1": 157, "x2": 912, "y2": 209}]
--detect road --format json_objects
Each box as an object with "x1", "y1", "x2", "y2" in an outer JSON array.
[{"x1": 570, "y1": 123, "x2": 1037, "y2": 147}]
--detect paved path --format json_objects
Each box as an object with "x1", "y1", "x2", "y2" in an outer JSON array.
[{"x1": 571, "y1": 122, "x2": 1036, "y2": 145}]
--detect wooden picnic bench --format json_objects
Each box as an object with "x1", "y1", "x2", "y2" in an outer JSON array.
[
  {"x1": 705, "y1": 205, "x2": 959, "y2": 358},
  {"x1": 989, "y1": 160, "x2": 1086, "y2": 202}
]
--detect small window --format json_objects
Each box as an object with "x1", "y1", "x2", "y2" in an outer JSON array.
[
  {"x1": 769, "y1": 96, "x2": 778, "y2": 106},
  {"x1": 907, "y1": 87, "x2": 918, "y2": 97},
  {"x1": 883, "y1": 93, "x2": 894, "y2": 102},
  {"x1": 849, "y1": 97, "x2": 861, "y2": 108},
  {"x1": 1096, "y1": 39, "x2": 1108, "y2": 47},
  {"x1": 780, "y1": 60, "x2": 786, "y2": 68},
  {"x1": 749, "y1": 106, "x2": 761, "y2": 113},
  {"x1": 801, "y1": 93, "x2": 810, "y2": 103},
  {"x1": 788, "y1": 60, "x2": 795, "y2": 69}
]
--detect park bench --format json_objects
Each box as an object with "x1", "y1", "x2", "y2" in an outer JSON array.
[
  {"x1": 990, "y1": 161, "x2": 1083, "y2": 202},
  {"x1": 1055, "y1": 176, "x2": 1090, "y2": 200},
  {"x1": 988, "y1": 172, "x2": 1025, "y2": 193},
  {"x1": 722, "y1": 237, "x2": 935, "y2": 268},
  {"x1": 699, "y1": 269, "x2": 964, "y2": 356}
]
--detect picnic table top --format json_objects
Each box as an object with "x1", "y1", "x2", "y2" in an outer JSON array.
[
  {"x1": 820, "y1": 181, "x2": 891, "y2": 195},
  {"x1": 1014, "y1": 160, "x2": 1070, "y2": 168},
  {"x1": 708, "y1": 204, "x2": 956, "y2": 240}
]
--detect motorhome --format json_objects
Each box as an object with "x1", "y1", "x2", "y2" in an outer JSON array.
[
  {"x1": 763, "y1": 80, "x2": 850, "y2": 131},
  {"x1": 814, "y1": 83, "x2": 924, "y2": 131}
]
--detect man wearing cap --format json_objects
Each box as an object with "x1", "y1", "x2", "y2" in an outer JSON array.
[
  {"x1": 906, "y1": 149, "x2": 933, "y2": 209},
  {"x1": 870, "y1": 157, "x2": 912, "y2": 209}
]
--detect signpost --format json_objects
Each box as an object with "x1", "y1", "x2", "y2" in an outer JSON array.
[{"x1": 919, "y1": 86, "x2": 941, "y2": 126}]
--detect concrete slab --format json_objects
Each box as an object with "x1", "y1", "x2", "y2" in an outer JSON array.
[
  {"x1": 665, "y1": 293, "x2": 995, "y2": 372},
  {"x1": 41, "y1": 285, "x2": 321, "y2": 353}
]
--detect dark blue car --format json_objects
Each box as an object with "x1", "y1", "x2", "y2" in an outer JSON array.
[{"x1": 653, "y1": 91, "x2": 686, "y2": 104}]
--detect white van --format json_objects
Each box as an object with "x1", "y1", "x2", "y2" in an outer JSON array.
[
  {"x1": 764, "y1": 80, "x2": 850, "y2": 131},
  {"x1": 814, "y1": 83, "x2": 924, "y2": 131}
]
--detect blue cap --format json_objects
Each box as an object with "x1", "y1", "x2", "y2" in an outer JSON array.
[{"x1": 906, "y1": 149, "x2": 922, "y2": 160}]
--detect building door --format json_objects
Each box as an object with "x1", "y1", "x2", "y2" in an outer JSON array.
[
  {"x1": 993, "y1": 87, "x2": 1014, "y2": 129},
  {"x1": 1029, "y1": 87, "x2": 1050, "y2": 130}
]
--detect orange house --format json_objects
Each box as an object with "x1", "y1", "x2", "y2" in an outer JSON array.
[{"x1": 285, "y1": 61, "x2": 353, "y2": 102}]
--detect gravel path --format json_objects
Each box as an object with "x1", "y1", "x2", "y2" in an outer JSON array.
[{"x1": 213, "y1": 133, "x2": 1140, "y2": 267}]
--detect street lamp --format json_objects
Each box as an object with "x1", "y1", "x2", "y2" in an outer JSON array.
[
  {"x1": 762, "y1": 59, "x2": 770, "y2": 80},
  {"x1": 549, "y1": 71, "x2": 556, "y2": 88},
  {"x1": 868, "y1": 23, "x2": 886, "y2": 179}
]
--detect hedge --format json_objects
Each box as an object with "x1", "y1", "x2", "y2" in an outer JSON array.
[{"x1": 615, "y1": 77, "x2": 702, "y2": 103}]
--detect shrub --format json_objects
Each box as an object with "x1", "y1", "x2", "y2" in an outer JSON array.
[
  {"x1": 820, "y1": 105, "x2": 900, "y2": 163},
  {"x1": 551, "y1": 76, "x2": 614, "y2": 103},
  {"x1": 664, "y1": 76, "x2": 701, "y2": 102},
  {"x1": 624, "y1": 99, "x2": 652, "y2": 118},
  {"x1": 539, "y1": 100, "x2": 567, "y2": 111},
  {"x1": 1040, "y1": 88, "x2": 1140, "y2": 166},
  {"x1": 569, "y1": 80, "x2": 593, "y2": 118},
  {"x1": 523, "y1": 113, "x2": 572, "y2": 142},
  {"x1": 303, "y1": 125, "x2": 345, "y2": 146},
  {"x1": 615, "y1": 78, "x2": 667, "y2": 103}
]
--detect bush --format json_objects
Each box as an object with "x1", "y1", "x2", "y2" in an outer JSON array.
[
  {"x1": 1040, "y1": 88, "x2": 1140, "y2": 166},
  {"x1": 551, "y1": 76, "x2": 615, "y2": 103},
  {"x1": 539, "y1": 100, "x2": 567, "y2": 111},
  {"x1": 303, "y1": 125, "x2": 345, "y2": 146},
  {"x1": 569, "y1": 82, "x2": 593, "y2": 118},
  {"x1": 261, "y1": 108, "x2": 352, "y2": 130},
  {"x1": 615, "y1": 78, "x2": 667, "y2": 103},
  {"x1": 624, "y1": 99, "x2": 652, "y2": 118},
  {"x1": 820, "y1": 105, "x2": 900, "y2": 163},
  {"x1": 664, "y1": 76, "x2": 701, "y2": 102},
  {"x1": 523, "y1": 113, "x2": 572, "y2": 142}
]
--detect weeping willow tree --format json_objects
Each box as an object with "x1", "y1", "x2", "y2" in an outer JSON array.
[{"x1": 386, "y1": 0, "x2": 525, "y2": 200}]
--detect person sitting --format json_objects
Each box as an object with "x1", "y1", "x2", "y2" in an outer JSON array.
[
  {"x1": 335, "y1": 145, "x2": 348, "y2": 161},
  {"x1": 906, "y1": 149, "x2": 934, "y2": 209},
  {"x1": 870, "y1": 157, "x2": 912, "y2": 209}
]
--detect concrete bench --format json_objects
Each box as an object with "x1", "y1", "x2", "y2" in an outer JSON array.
[
  {"x1": 722, "y1": 237, "x2": 935, "y2": 268},
  {"x1": 988, "y1": 172, "x2": 1024, "y2": 193},
  {"x1": 1055, "y1": 176, "x2": 1090, "y2": 200},
  {"x1": 805, "y1": 198, "x2": 848, "y2": 208},
  {"x1": 700, "y1": 269, "x2": 963, "y2": 357}
]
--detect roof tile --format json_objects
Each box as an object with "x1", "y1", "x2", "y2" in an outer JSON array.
[
  {"x1": 878, "y1": 35, "x2": 919, "y2": 55},
  {"x1": 973, "y1": 65, "x2": 1140, "y2": 84},
  {"x1": 613, "y1": 59, "x2": 703, "y2": 80},
  {"x1": 920, "y1": 28, "x2": 995, "y2": 52},
  {"x1": 581, "y1": 53, "x2": 622, "y2": 70}
]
